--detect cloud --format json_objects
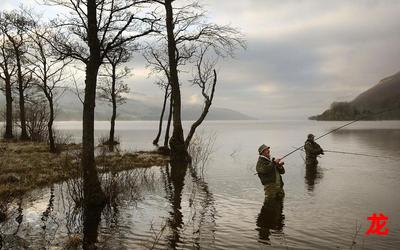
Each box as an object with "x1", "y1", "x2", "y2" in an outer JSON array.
[
  {"x1": 200, "y1": 0, "x2": 400, "y2": 118},
  {"x1": 255, "y1": 83, "x2": 278, "y2": 94},
  {"x1": 2, "y1": 0, "x2": 400, "y2": 119}
]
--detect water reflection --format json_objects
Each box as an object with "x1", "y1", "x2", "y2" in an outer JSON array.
[
  {"x1": 39, "y1": 186, "x2": 60, "y2": 247},
  {"x1": 82, "y1": 202, "x2": 104, "y2": 249},
  {"x1": 1, "y1": 145, "x2": 217, "y2": 249},
  {"x1": 80, "y1": 168, "x2": 158, "y2": 249},
  {"x1": 63, "y1": 174, "x2": 104, "y2": 249},
  {"x1": 166, "y1": 162, "x2": 187, "y2": 248},
  {"x1": 187, "y1": 163, "x2": 217, "y2": 248},
  {"x1": 41, "y1": 186, "x2": 55, "y2": 230},
  {"x1": 256, "y1": 197, "x2": 285, "y2": 244},
  {"x1": 159, "y1": 156, "x2": 217, "y2": 249},
  {"x1": 14, "y1": 198, "x2": 23, "y2": 235},
  {"x1": 305, "y1": 164, "x2": 323, "y2": 192}
]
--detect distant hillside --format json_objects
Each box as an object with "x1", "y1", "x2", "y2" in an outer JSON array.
[
  {"x1": 55, "y1": 90, "x2": 254, "y2": 121},
  {"x1": 310, "y1": 71, "x2": 400, "y2": 120}
]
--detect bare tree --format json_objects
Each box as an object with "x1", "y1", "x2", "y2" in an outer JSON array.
[
  {"x1": 184, "y1": 46, "x2": 217, "y2": 149},
  {"x1": 46, "y1": 0, "x2": 157, "y2": 208},
  {"x1": 154, "y1": 81, "x2": 170, "y2": 145},
  {"x1": 27, "y1": 20, "x2": 70, "y2": 152},
  {"x1": 0, "y1": 33, "x2": 17, "y2": 139},
  {"x1": 98, "y1": 46, "x2": 131, "y2": 146},
  {"x1": 143, "y1": 43, "x2": 171, "y2": 147},
  {"x1": 150, "y1": 0, "x2": 245, "y2": 162},
  {"x1": 0, "y1": 10, "x2": 34, "y2": 140}
]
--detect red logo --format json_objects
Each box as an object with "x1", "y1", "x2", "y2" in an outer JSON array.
[{"x1": 366, "y1": 213, "x2": 389, "y2": 235}]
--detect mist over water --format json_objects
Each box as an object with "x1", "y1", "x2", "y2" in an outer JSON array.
[{"x1": 2, "y1": 120, "x2": 400, "y2": 249}]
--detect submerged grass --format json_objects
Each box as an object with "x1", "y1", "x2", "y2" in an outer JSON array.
[
  {"x1": 0, "y1": 141, "x2": 169, "y2": 201},
  {"x1": 0, "y1": 141, "x2": 80, "y2": 200}
]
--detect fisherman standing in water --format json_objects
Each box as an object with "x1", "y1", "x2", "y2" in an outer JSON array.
[
  {"x1": 304, "y1": 134, "x2": 324, "y2": 166},
  {"x1": 256, "y1": 144, "x2": 285, "y2": 199}
]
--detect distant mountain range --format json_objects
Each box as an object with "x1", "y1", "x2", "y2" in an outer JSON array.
[
  {"x1": 310, "y1": 71, "x2": 400, "y2": 120},
  {"x1": 53, "y1": 90, "x2": 254, "y2": 121}
]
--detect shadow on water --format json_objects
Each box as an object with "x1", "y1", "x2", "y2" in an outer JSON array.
[
  {"x1": 256, "y1": 197, "x2": 285, "y2": 245},
  {"x1": 305, "y1": 164, "x2": 323, "y2": 192}
]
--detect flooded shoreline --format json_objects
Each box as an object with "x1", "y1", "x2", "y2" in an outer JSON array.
[
  {"x1": 0, "y1": 141, "x2": 169, "y2": 200},
  {"x1": 1, "y1": 120, "x2": 400, "y2": 249}
]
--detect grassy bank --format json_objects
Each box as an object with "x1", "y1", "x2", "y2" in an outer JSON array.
[{"x1": 0, "y1": 141, "x2": 169, "y2": 200}]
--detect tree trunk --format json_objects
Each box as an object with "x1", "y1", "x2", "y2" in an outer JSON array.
[
  {"x1": 82, "y1": 0, "x2": 105, "y2": 207},
  {"x1": 109, "y1": 67, "x2": 117, "y2": 145},
  {"x1": 153, "y1": 84, "x2": 169, "y2": 145},
  {"x1": 109, "y1": 101, "x2": 116, "y2": 144},
  {"x1": 15, "y1": 51, "x2": 28, "y2": 140},
  {"x1": 48, "y1": 97, "x2": 56, "y2": 153},
  {"x1": 82, "y1": 61, "x2": 104, "y2": 206},
  {"x1": 164, "y1": 94, "x2": 173, "y2": 148},
  {"x1": 4, "y1": 74, "x2": 13, "y2": 139},
  {"x1": 165, "y1": 0, "x2": 187, "y2": 163}
]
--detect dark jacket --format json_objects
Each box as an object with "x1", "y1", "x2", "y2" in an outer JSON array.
[
  {"x1": 256, "y1": 156, "x2": 285, "y2": 186},
  {"x1": 304, "y1": 140, "x2": 323, "y2": 164}
]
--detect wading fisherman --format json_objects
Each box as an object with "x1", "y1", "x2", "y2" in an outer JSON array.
[
  {"x1": 256, "y1": 144, "x2": 285, "y2": 199},
  {"x1": 304, "y1": 134, "x2": 324, "y2": 166}
]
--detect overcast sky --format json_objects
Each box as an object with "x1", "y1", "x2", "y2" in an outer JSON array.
[{"x1": 2, "y1": 0, "x2": 400, "y2": 119}]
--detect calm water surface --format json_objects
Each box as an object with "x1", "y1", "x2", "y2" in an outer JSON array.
[{"x1": 2, "y1": 120, "x2": 400, "y2": 249}]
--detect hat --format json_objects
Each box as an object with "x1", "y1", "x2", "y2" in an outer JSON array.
[
  {"x1": 307, "y1": 134, "x2": 315, "y2": 139},
  {"x1": 258, "y1": 144, "x2": 270, "y2": 154}
]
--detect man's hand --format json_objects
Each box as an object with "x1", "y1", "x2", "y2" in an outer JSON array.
[{"x1": 274, "y1": 158, "x2": 284, "y2": 166}]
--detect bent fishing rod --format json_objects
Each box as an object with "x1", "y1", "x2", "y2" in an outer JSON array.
[{"x1": 279, "y1": 107, "x2": 398, "y2": 160}]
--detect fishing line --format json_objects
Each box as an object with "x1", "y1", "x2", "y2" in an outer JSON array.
[
  {"x1": 323, "y1": 149, "x2": 397, "y2": 160},
  {"x1": 279, "y1": 107, "x2": 398, "y2": 160},
  {"x1": 296, "y1": 146, "x2": 396, "y2": 160}
]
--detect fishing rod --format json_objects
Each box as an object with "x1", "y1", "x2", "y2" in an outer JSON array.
[{"x1": 279, "y1": 107, "x2": 398, "y2": 160}]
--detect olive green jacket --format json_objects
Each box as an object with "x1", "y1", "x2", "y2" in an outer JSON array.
[{"x1": 256, "y1": 156, "x2": 285, "y2": 186}]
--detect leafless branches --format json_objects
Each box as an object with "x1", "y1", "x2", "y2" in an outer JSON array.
[
  {"x1": 187, "y1": 130, "x2": 216, "y2": 172},
  {"x1": 26, "y1": 16, "x2": 71, "y2": 151},
  {"x1": 97, "y1": 46, "x2": 132, "y2": 144},
  {"x1": 45, "y1": 0, "x2": 160, "y2": 205},
  {"x1": 46, "y1": 0, "x2": 158, "y2": 63},
  {"x1": 0, "y1": 9, "x2": 36, "y2": 140},
  {"x1": 97, "y1": 47, "x2": 131, "y2": 106},
  {"x1": 24, "y1": 98, "x2": 50, "y2": 142},
  {"x1": 148, "y1": 0, "x2": 245, "y2": 158}
]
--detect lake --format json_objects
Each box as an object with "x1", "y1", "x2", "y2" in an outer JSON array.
[{"x1": 1, "y1": 120, "x2": 400, "y2": 249}]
